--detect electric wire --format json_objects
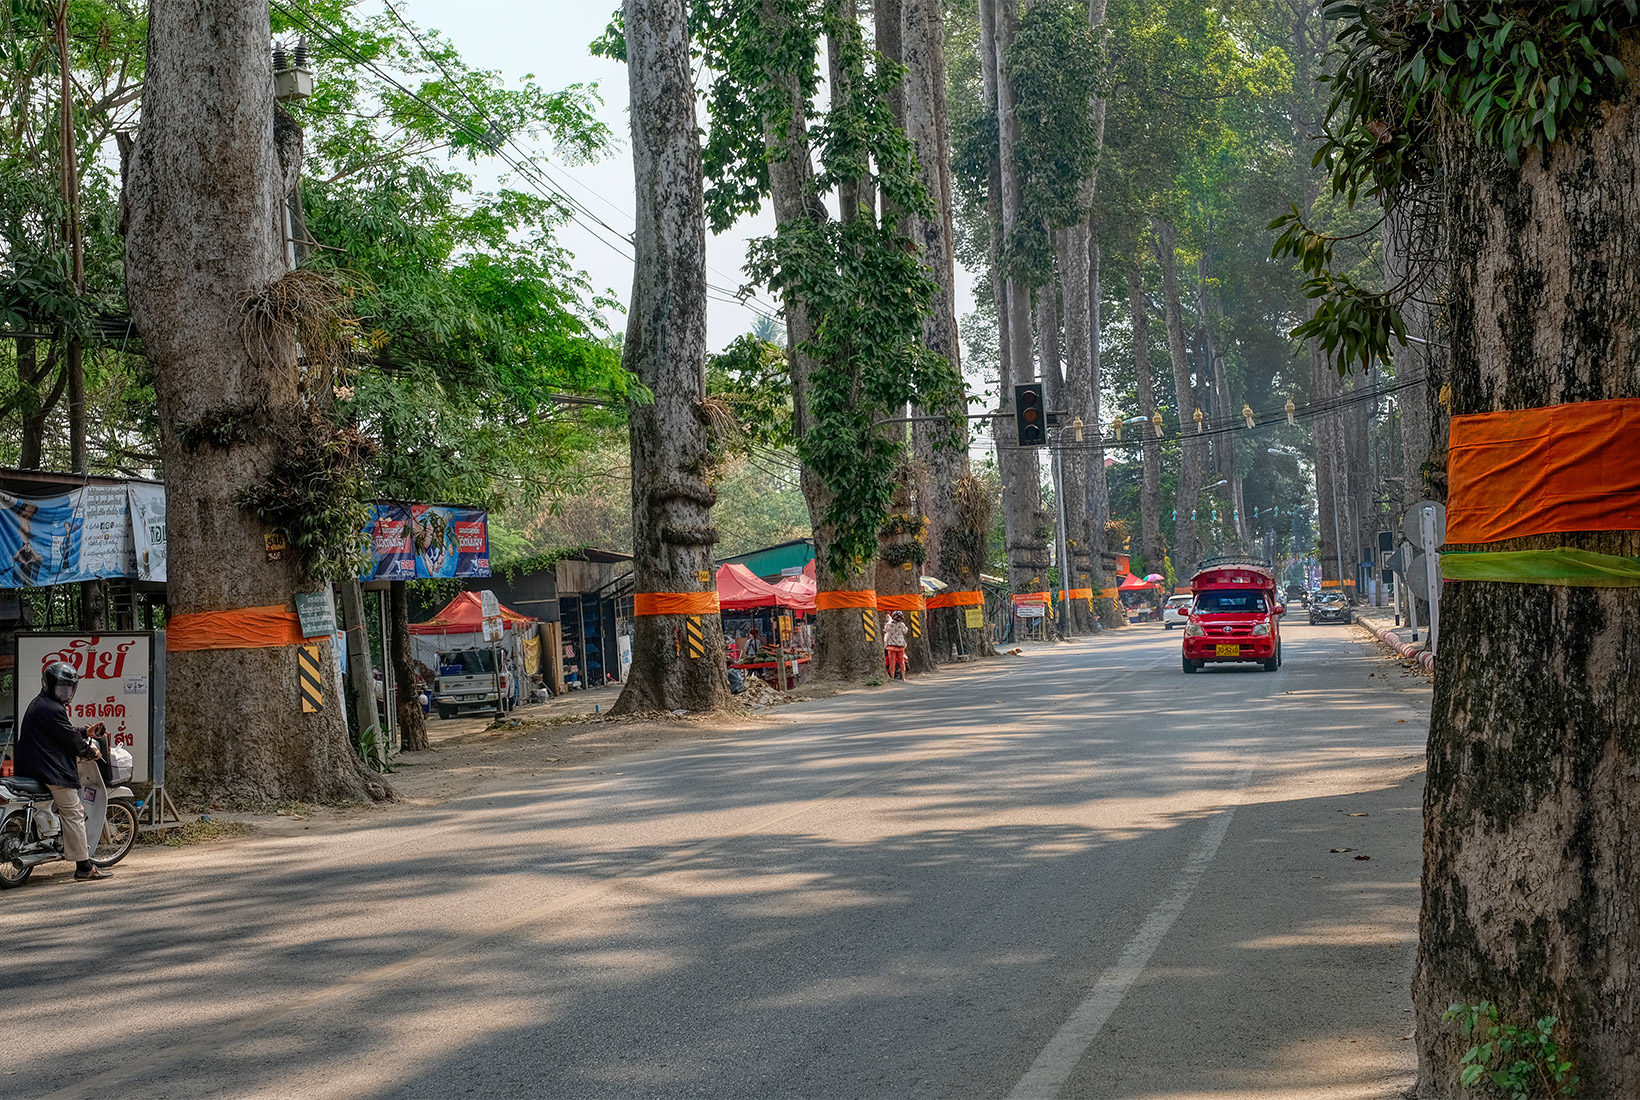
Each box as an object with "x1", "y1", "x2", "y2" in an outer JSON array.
[{"x1": 285, "y1": 0, "x2": 783, "y2": 325}]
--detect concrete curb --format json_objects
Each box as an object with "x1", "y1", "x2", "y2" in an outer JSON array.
[{"x1": 1366, "y1": 622, "x2": 1435, "y2": 672}]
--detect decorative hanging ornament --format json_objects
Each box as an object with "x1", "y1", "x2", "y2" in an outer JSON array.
[
  {"x1": 1193, "y1": 408, "x2": 1204, "y2": 433},
  {"x1": 1152, "y1": 410, "x2": 1164, "y2": 435},
  {"x1": 1111, "y1": 415, "x2": 1123, "y2": 441},
  {"x1": 1285, "y1": 398, "x2": 1296, "y2": 426},
  {"x1": 1242, "y1": 403, "x2": 1255, "y2": 430}
]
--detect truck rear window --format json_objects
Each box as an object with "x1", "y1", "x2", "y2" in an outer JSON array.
[
  {"x1": 1193, "y1": 591, "x2": 1267, "y2": 613},
  {"x1": 438, "y1": 649, "x2": 496, "y2": 675}
]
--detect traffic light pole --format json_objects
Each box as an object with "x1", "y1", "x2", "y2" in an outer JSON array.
[{"x1": 1051, "y1": 440, "x2": 1070, "y2": 638}]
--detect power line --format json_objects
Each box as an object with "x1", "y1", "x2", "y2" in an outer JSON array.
[{"x1": 292, "y1": 0, "x2": 782, "y2": 325}]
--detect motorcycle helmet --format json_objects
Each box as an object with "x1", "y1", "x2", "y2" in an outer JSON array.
[{"x1": 42, "y1": 661, "x2": 80, "y2": 704}]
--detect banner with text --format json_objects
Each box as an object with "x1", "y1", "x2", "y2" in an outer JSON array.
[
  {"x1": 361, "y1": 503, "x2": 491, "y2": 580},
  {"x1": 0, "y1": 487, "x2": 140, "y2": 588}
]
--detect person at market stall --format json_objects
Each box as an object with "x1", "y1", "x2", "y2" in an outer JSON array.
[
  {"x1": 884, "y1": 611, "x2": 908, "y2": 680},
  {"x1": 743, "y1": 627, "x2": 762, "y2": 660}
]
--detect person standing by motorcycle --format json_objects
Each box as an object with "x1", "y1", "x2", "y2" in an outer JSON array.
[{"x1": 15, "y1": 662, "x2": 111, "y2": 882}]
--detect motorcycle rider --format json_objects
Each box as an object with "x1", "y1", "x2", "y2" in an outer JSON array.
[{"x1": 16, "y1": 662, "x2": 111, "y2": 881}]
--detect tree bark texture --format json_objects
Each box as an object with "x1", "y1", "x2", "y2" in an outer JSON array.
[
  {"x1": 390, "y1": 581, "x2": 428, "y2": 752},
  {"x1": 1413, "y1": 38, "x2": 1640, "y2": 1096},
  {"x1": 1153, "y1": 219, "x2": 1203, "y2": 574},
  {"x1": 1057, "y1": 230, "x2": 1096, "y2": 634},
  {"x1": 902, "y1": 0, "x2": 979, "y2": 660},
  {"x1": 125, "y1": 0, "x2": 381, "y2": 805},
  {"x1": 1127, "y1": 263, "x2": 1164, "y2": 573},
  {"x1": 991, "y1": 0, "x2": 1046, "y2": 617},
  {"x1": 611, "y1": 0, "x2": 729, "y2": 716},
  {"x1": 757, "y1": 1, "x2": 880, "y2": 683}
]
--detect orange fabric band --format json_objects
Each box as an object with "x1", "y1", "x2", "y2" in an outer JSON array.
[
  {"x1": 1320, "y1": 580, "x2": 1341, "y2": 587},
  {"x1": 1099, "y1": 587, "x2": 1119, "y2": 599},
  {"x1": 815, "y1": 589, "x2": 878, "y2": 610},
  {"x1": 634, "y1": 592, "x2": 721, "y2": 616},
  {"x1": 876, "y1": 594, "x2": 926, "y2": 611},
  {"x1": 926, "y1": 589, "x2": 983, "y2": 609},
  {"x1": 1011, "y1": 591, "x2": 1050, "y2": 605},
  {"x1": 167, "y1": 606, "x2": 311, "y2": 652},
  {"x1": 1448, "y1": 398, "x2": 1640, "y2": 544},
  {"x1": 1066, "y1": 588, "x2": 1093, "y2": 599}
]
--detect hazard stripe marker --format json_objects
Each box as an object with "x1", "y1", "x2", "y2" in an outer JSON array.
[
  {"x1": 685, "y1": 615, "x2": 705, "y2": 659},
  {"x1": 862, "y1": 610, "x2": 876, "y2": 641},
  {"x1": 298, "y1": 644, "x2": 324, "y2": 713},
  {"x1": 909, "y1": 610, "x2": 922, "y2": 639}
]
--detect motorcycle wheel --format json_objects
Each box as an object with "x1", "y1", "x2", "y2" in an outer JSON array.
[
  {"x1": 89, "y1": 799, "x2": 138, "y2": 868},
  {"x1": 0, "y1": 814, "x2": 34, "y2": 889}
]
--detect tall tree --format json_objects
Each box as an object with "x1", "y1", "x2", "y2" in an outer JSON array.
[
  {"x1": 1278, "y1": 3, "x2": 1640, "y2": 1091},
  {"x1": 126, "y1": 0, "x2": 383, "y2": 803},
  {"x1": 610, "y1": 0, "x2": 728, "y2": 714}
]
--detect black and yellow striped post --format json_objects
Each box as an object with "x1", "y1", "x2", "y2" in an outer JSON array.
[
  {"x1": 298, "y1": 644, "x2": 324, "y2": 713},
  {"x1": 685, "y1": 615, "x2": 706, "y2": 658},
  {"x1": 862, "y1": 609, "x2": 877, "y2": 642},
  {"x1": 908, "y1": 610, "x2": 922, "y2": 639}
]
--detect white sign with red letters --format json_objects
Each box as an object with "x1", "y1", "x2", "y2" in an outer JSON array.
[{"x1": 16, "y1": 633, "x2": 153, "y2": 784}]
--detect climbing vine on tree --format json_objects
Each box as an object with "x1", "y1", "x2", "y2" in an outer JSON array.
[{"x1": 1270, "y1": 0, "x2": 1638, "y2": 375}]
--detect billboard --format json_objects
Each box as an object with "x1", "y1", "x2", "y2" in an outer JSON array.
[
  {"x1": 0, "y1": 486, "x2": 140, "y2": 588},
  {"x1": 361, "y1": 503, "x2": 490, "y2": 580},
  {"x1": 15, "y1": 633, "x2": 155, "y2": 785}
]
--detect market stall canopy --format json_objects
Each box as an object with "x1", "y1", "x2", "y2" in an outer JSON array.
[
  {"x1": 717, "y1": 563, "x2": 782, "y2": 610},
  {"x1": 410, "y1": 591, "x2": 535, "y2": 634},
  {"x1": 1118, "y1": 573, "x2": 1158, "y2": 591},
  {"x1": 771, "y1": 570, "x2": 817, "y2": 612}
]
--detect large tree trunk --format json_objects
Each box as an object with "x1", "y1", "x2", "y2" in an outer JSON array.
[
  {"x1": 991, "y1": 0, "x2": 1047, "y2": 628},
  {"x1": 1056, "y1": 230, "x2": 1095, "y2": 635},
  {"x1": 1414, "y1": 39, "x2": 1640, "y2": 1095},
  {"x1": 611, "y1": 0, "x2": 728, "y2": 716},
  {"x1": 761, "y1": 1, "x2": 880, "y2": 683},
  {"x1": 390, "y1": 581, "x2": 428, "y2": 752},
  {"x1": 1153, "y1": 218, "x2": 1203, "y2": 575},
  {"x1": 126, "y1": 0, "x2": 382, "y2": 805},
  {"x1": 902, "y1": 0, "x2": 978, "y2": 661},
  {"x1": 1127, "y1": 262, "x2": 1164, "y2": 573},
  {"x1": 1311, "y1": 332, "x2": 1349, "y2": 590}
]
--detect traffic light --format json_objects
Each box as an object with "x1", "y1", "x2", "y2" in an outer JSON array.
[{"x1": 1014, "y1": 382, "x2": 1045, "y2": 446}]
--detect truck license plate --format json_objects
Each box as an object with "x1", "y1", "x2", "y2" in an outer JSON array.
[{"x1": 1215, "y1": 644, "x2": 1240, "y2": 657}]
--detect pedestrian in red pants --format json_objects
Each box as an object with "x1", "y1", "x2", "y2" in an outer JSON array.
[{"x1": 884, "y1": 610, "x2": 908, "y2": 679}]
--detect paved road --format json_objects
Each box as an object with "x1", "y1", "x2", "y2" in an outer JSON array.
[{"x1": 5, "y1": 620, "x2": 1428, "y2": 1099}]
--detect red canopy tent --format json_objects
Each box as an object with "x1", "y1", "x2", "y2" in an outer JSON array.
[
  {"x1": 1118, "y1": 573, "x2": 1157, "y2": 591},
  {"x1": 771, "y1": 559, "x2": 817, "y2": 612},
  {"x1": 717, "y1": 563, "x2": 782, "y2": 611},
  {"x1": 409, "y1": 590, "x2": 535, "y2": 634}
]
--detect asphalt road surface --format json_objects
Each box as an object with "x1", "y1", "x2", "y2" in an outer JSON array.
[{"x1": 5, "y1": 619, "x2": 1429, "y2": 1100}]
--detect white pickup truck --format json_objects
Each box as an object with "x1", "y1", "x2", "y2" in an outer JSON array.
[{"x1": 433, "y1": 647, "x2": 516, "y2": 719}]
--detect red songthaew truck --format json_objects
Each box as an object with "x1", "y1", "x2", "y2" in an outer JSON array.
[{"x1": 1180, "y1": 558, "x2": 1285, "y2": 673}]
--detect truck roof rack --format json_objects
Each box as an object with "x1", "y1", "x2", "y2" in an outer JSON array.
[{"x1": 1193, "y1": 554, "x2": 1271, "y2": 572}]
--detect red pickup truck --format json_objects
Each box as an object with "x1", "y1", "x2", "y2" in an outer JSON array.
[{"x1": 1181, "y1": 559, "x2": 1285, "y2": 673}]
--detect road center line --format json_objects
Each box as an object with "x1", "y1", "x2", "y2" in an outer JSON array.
[{"x1": 1006, "y1": 756, "x2": 1258, "y2": 1100}]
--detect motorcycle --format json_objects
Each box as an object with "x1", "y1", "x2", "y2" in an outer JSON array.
[{"x1": 0, "y1": 729, "x2": 138, "y2": 889}]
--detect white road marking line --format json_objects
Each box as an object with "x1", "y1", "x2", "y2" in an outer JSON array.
[{"x1": 1006, "y1": 758, "x2": 1256, "y2": 1100}]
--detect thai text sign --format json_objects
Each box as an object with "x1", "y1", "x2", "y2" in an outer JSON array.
[
  {"x1": 15, "y1": 633, "x2": 154, "y2": 785},
  {"x1": 361, "y1": 503, "x2": 491, "y2": 580}
]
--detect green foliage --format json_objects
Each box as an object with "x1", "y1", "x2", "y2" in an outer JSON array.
[
  {"x1": 1444, "y1": 1001, "x2": 1580, "y2": 1099},
  {"x1": 1005, "y1": 0, "x2": 1107, "y2": 284},
  {"x1": 234, "y1": 407, "x2": 378, "y2": 584},
  {"x1": 745, "y1": 215, "x2": 965, "y2": 571},
  {"x1": 706, "y1": 335, "x2": 793, "y2": 456},
  {"x1": 674, "y1": 0, "x2": 966, "y2": 574},
  {"x1": 1273, "y1": 0, "x2": 1638, "y2": 375}
]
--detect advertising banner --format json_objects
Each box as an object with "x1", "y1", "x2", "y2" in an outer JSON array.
[
  {"x1": 0, "y1": 488, "x2": 141, "y2": 588},
  {"x1": 361, "y1": 503, "x2": 491, "y2": 579},
  {"x1": 15, "y1": 633, "x2": 154, "y2": 785},
  {"x1": 128, "y1": 483, "x2": 167, "y2": 582}
]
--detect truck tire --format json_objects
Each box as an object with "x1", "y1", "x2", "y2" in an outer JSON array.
[
  {"x1": 438, "y1": 704, "x2": 454, "y2": 720},
  {"x1": 1264, "y1": 646, "x2": 1281, "y2": 672},
  {"x1": 1182, "y1": 656, "x2": 1197, "y2": 674}
]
